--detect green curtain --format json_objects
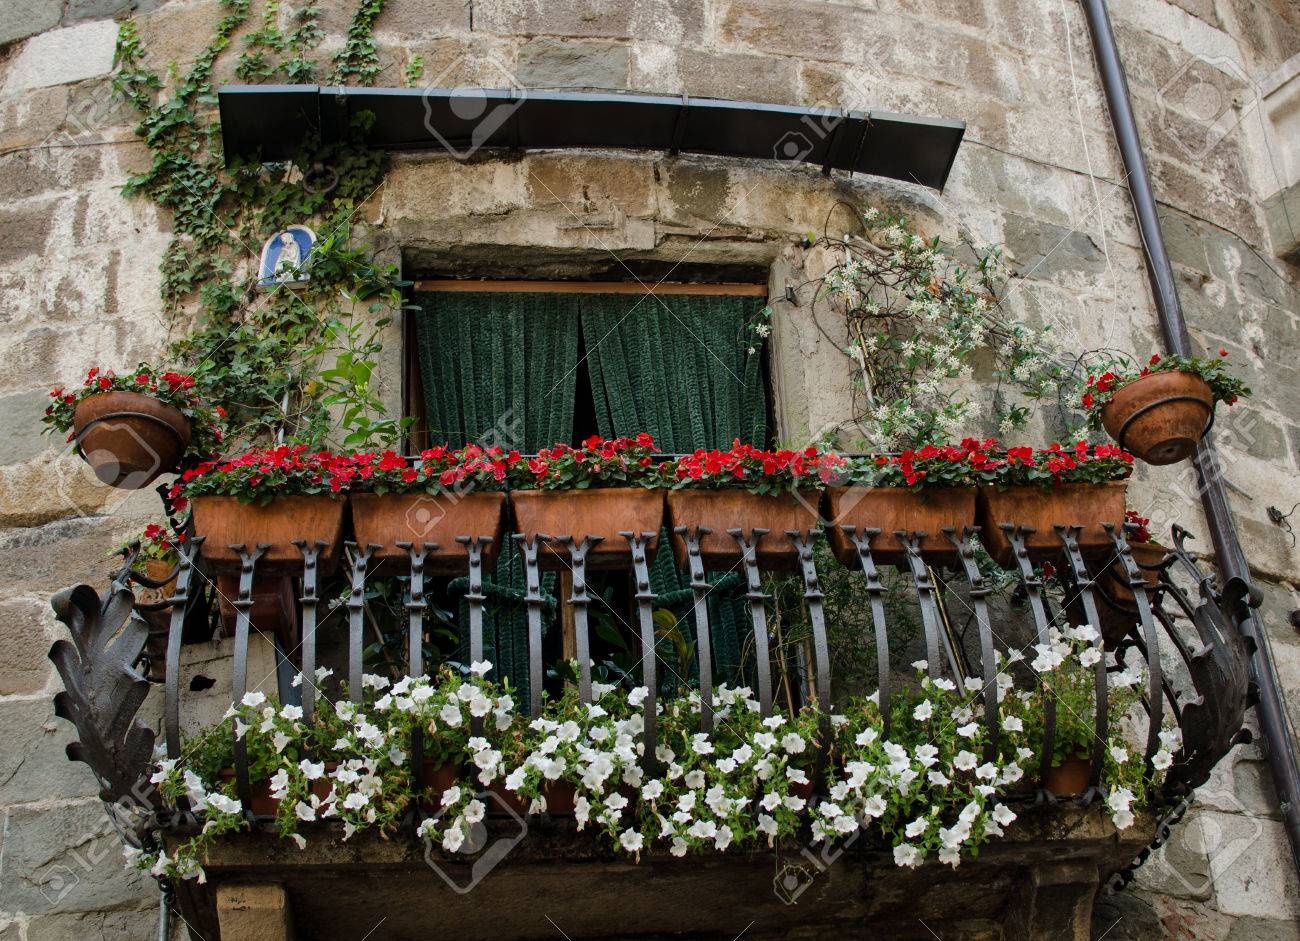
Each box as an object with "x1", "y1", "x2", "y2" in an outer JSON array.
[
  {"x1": 578, "y1": 293, "x2": 768, "y2": 681},
  {"x1": 414, "y1": 292, "x2": 581, "y2": 700}
]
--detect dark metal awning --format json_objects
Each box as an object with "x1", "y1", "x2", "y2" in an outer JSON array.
[{"x1": 217, "y1": 85, "x2": 965, "y2": 191}]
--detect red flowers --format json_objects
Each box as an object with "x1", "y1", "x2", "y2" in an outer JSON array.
[
  {"x1": 1125, "y1": 510, "x2": 1152, "y2": 543},
  {"x1": 1080, "y1": 351, "x2": 1250, "y2": 428},
  {"x1": 516, "y1": 435, "x2": 662, "y2": 492},
  {"x1": 42, "y1": 364, "x2": 224, "y2": 461},
  {"x1": 669, "y1": 441, "x2": 843, "y2": 496}
]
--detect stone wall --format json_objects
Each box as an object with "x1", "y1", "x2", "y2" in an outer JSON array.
[{"x1": 1, "y1": 1, "x2": 1298, "y2": 939}]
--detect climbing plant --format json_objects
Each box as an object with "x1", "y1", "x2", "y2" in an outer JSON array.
[
  {"x1": 112, "y1": 0, "x2": 397, "y2": 450},
  {"x1": 772, "y1": 205, "x2": 1081, "y2": 450}
]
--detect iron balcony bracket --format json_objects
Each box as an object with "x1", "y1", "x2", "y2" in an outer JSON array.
[
  {"x1": 1002, "y1": 525, "x2": 1057, "y2": 787},
  {"x1": 556, "y1": 535, "x2": 602, "y2": 704},
  {"x1": 291, "y1": 540, "x2": 327, "y2": 723},
  {"x1": 345, "y1": 543, "x2": 379, "y2": 705},
  {"x1": 1107, "y1": 524, "x2": 1164, "y2": 773},
  {"x1": 729, "y1": 527, "x2": 774, "y2": 716},
  {"x1": 624, "y1": 531, "x2": 660, "y2": 771},
  {"x1": 676, "y1": 524, "x2": 715, "y2": 732},
  {"x1": 845, "y1": 526, "x2": 892, "y2": 739},
  {"x1": 456, "y1": 536, "x2": 493, "y2": 667},
  {"x1": 788, "y1": 529, "x2": 831, "y2": 710},
  {"x1": 1055, "y1": 525, "x2": 1109, "y2": 796},
  {"x1": 948, "y1": 526, "x2": 1000, "y2": 762},
  {"x1": 897, "y1": 531, "x2": 946, "y2": 682},
  {"x1": 397, "y1": 541, "x2": 433, "y2": 762},
  {"x1": 228, "y1": 543, "x2": 269, "y2": 818},
  {"x1": 164, "y1": 538, "x2": 203, "y2": 761},
  {"x1": 515, "y1": 533, "x2": 547, "y2": 717}
]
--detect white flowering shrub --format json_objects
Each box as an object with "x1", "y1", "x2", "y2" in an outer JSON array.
[
  {"x1": 786, "y1": 210, "x2": 1069, "y2": 448},
  {"x1": 139, "y1": 642, "x2": 1171, "y2": 882}
]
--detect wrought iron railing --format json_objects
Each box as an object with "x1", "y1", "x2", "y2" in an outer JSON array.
[{"x1": 50, "y1": 492, "x2": 1251, "y2": 877}]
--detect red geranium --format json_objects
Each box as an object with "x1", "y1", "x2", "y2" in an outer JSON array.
[
  {"x1": 512, "y1": 434, "x2": 663, "y2": 491},
  {"x1": 668, "y1": 441, "x2": 842, "y2": 496},
  {"x1": 42, "y1": 364, "x2": 225, "y2": 460}
]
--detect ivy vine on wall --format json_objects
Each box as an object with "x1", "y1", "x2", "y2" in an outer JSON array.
[{"x1": 111, "y1": 0, "x2": 403, "y2": 449}]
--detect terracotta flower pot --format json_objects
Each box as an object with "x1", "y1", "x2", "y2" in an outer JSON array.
[
  {"x1": 1096, "y1": 541, "x2": 1166, "y2": 647},
  {"x1": 191, "y1": 494, "x2": 346, "y2": 576},
  {"x1": 216, "y1": 573, "x2": 298, "y2": 648},
  {"x1": 1101, "y1": 371, "x2": 1213, "y2": 465},
  {"x1": 510, "y1": 487, "x2": 664, "y2": 571},
  {"x1": 1043, "y1": 755, "x2": 1092, "y2": 796},
  {"x1": 977, "y1": 482, "x2": 1128, "y2": 567},
  {"x1": 541, "y1": 780, "x2": 577, "y2": 815},
  {"x1": 419, "y1": 761, "x2": 467, "y2": 812},
  {"x1": 350, "y1": 491, "x2": 507, "y2": 574},
  {"x1": 487, "y1": 781, "x2": 530, "y2": 816},
  {"x1": 72, "y1": 391, "x2": 192, "y2": 489},
  {"x1": 825, "y1": 486, "x2": 976, "y2": 567},
  {"x1": 1103, "y1": 540, "x2": 1166, "y2": 606},
  {"x1": 666, "y1": 489, "x2": 820, "y2": 571},
  {"x1": 218, "y1": 769, "x2": 331, "y2": 816},
  {"x1": 137, "y1": 559, "x2": 179, "y2": 682}
]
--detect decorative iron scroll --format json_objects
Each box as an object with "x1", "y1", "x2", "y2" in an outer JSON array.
[{"x1": 49, "y1": 583, "x2": 159, "y2": 811}]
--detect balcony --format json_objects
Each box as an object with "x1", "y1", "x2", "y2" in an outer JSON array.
[{"x1": 49, "y1": 481, "x2": 1251, "y2": 940}]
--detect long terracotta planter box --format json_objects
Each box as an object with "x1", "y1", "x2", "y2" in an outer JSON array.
[
  {"x1": 72, "y1": 390, "x2": 191, "y2": 489},
  {"x1": 825, "y1": 486, "x2": 977, "y2": 567},
  {"x1": 350, "y1": 491, "x2": 507, "y2": 574},
  {"x1": 977, "y1": 481, "x2": 1128, "y2": 567},
  {"x1": 191, "y1": 494, "x2": 347, "y2": 575},
  {"x1": 510, "y1": 487, "x2": 664, "y2": 571},
  {"x1": 666, "y1": 490, "x2": 820, "y2": 570}
]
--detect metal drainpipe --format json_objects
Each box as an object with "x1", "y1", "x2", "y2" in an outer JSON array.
[{"x1": 1081, "y1": 0, "x2": 1300, "y2": 875}]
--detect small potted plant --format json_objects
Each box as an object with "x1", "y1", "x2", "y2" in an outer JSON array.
[
  {"x1": 977, "y1": 441, "x2": 1133, "y2": 566},
  {"x1": 1080, "y1": 350, "x2": 1250, "y2": 465},
  {"x1": 118, "y1": 523, "x2": 186, "y2": 680},
  {"x1": 665, "y1": 442, "x2": 841, "y2": 569},
  {"x1": 508, "y1": 434, "x2": 665, "y2": 571},
  {"x1": 1096, "y1": 511, "x2": 1167, "y2": 644},
  {"x1": 825, "y1": 441, "x2": 985, "y2": 567},
  {"x1": 349, "y1": 444, "x2": 517, "y2": 575},
  {"x1": 174, "y1": 445, "x2": 353, "y2": 576},
  {"x1": 43, "y1": 366, "x2": 225, "y2": 488},
  {"x1": 1021, "y1": 626, "x2": 1156, "y2": 797}
]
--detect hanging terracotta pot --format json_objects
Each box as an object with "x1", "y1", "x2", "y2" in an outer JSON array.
[
  {"x1": 72, "y1": 391, "x2": 192, "y2": 489},
  {"x1": 1043, "y1": 754, "x2": 1092, "y2": 796},
  {"x1": 666, "y1": 490, "x2": 820, "y2": 570},
  {"x1": 215, "y1": 572, "x2": 299, "y2": 648},
  {"x1": 191, "y1": 494, "x2": 346, "y2": 576},
  {"x1": 510, "y1": 487, "x2": 664, "y2": 571},
  {"x1": 350, "y1": 491, "x2": 507, "y2": 575},
  {"x1": 977, "y1": 482, "x2": 1128, "y2": 567},
  {"x1": 541, "y1": 780, "x2": 577, "y2": 815},
  {"x1": 1101, "y1": 371, "x2": 1213, "y2": 465},
  {"x1": 825, "y1": 486, "x2": 976, "y2": 567}
]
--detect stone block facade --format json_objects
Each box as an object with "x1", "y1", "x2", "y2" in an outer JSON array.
[{"x1": 0, "y1": 0, "x2": 1298, "y2": 938}]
